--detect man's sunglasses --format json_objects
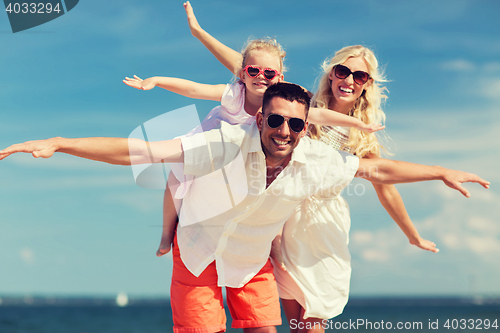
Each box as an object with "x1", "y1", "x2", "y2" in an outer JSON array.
[
  {"x1": 244, "y1": 65, "x2": 281, "y2": 81},
  {"x1": 333, "y1": 64, "x2": 371, "y2": 85},
  {"x1": 267, "y1": 114, "x2": 305, "y2": 133}
]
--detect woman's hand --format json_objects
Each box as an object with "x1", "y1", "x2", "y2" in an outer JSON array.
[{"x1": 409, "y1": 236, "x2": 439, "y2": 253}]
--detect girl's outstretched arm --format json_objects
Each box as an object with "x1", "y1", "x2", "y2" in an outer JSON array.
[
  {"x1": 123, "y1": 75, "x2": 226, "y2": 101},
  {"x1": 308, "y1": 107, "x2": 385, "y2": 133},
  {"x1": 184, "y1": 1, "x2": 242, "y2": 74}
]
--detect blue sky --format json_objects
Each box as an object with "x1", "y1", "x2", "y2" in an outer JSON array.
[{"x1": 1, "y1": 0, "x2": 499, "y2": 299}]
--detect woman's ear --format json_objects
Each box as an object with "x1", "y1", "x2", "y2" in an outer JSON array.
[
  {"x1": 365, "y1": 78, "x2": 373, "y2": 88},
  {"x1": 278, "y1": 73, "x2": 284, "y2": 82},
  {"x1": 328, "y1": 69, "x2": 335, "y2": 81}
]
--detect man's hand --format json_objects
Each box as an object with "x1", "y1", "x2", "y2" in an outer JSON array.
[
  {"x1": 0, "y1": 138, "x2": 59, "y2": 161},
  {"x1": 358, "y1": 159, "x2": 490, "y2": 198},
  {"x1": 441, "y1": 168, "x2": 490, "y2": 198}
]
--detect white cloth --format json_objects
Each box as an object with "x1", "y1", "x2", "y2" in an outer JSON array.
[
  {"x1": 178, "y1": 122, "x2": 359, "y2": 288},
  {"x1": 275, "y1": 125, "x2": 354, "y2": 319},
  {"x1": 319, "y1": 125, "x2": 352, "y2": 154},
  {"x1": 171, "y1": 82, "x2": 254, "y2": 200}
]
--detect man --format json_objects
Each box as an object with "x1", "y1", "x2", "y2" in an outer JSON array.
[{"x1": 0, "y1": 83, "x2": 489, "y2": 333}]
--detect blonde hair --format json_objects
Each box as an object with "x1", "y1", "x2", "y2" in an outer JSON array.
[
  {"x1": 310, "y1": 45, "x2": 388, "y2": 157},
  {"x1": 237, "y1": 37, "x2": 287, "y2": 77}
]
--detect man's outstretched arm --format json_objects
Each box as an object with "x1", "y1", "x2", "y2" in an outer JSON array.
[
  {"x1": 0, "y1": 137, "x2": 183, "y2": 165},
  {"x1": 357, "y1": 158, "x2": 490, "y2": 198}
]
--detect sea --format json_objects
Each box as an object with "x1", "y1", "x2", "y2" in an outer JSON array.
[{"x1": 0, "y1": 296, "x2": 499, "y2": 333}]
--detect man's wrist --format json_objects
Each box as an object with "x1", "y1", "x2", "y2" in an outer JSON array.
[
  {"x1": 431, "y1": 165, "x2": 446, "y2": 181},
  {"x1": 51, "y1": 137, "x2": 65, "y2": 153}
]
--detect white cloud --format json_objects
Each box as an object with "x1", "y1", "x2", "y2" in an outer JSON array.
[
  {"x1": 19, "y1": 248, "x2": 35, "y2": 265},
  {"x1": 361, "y1": 249, "x2": 390, "y2": 263},
  {"x1": 350, "y1": 181, "x2": 500, "y2": 264},
  {"x1": 351, "y1": 231, "x2": 373, "y2": 243},
  {"x1": 482, "y1": 78, "x2": 500, "y2": 100},
  {"x1": 467, "y1": 216, "x2": 499, "y2": 233},
  {"x1": 465, "y1": 235, "x2": 500, "y2": 254},
  {"x1": 441, "y1": 59, "x2": 476, "y2": 72},
  {"x1": 418, "y1": 189, "x2": 500, "y2": 257},
  {"x1": 484, "y1": 62, "x2": 500, "y2": 72}
]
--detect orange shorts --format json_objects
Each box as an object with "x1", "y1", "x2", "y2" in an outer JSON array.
[{"x1": 170, "y1": 237, "x2": 281, "y2": 333}]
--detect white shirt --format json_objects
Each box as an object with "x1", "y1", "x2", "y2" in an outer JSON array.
[{"x1": 178, "y1": 121, "x2": 359, "y2": 288}]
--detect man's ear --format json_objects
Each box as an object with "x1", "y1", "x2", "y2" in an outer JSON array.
[
  {"x1": 301, "y1": 121, "x2": 309, "y2": 138},
  {"x1": 256, "y1": 111, "x2": 264, "y2": 131}
]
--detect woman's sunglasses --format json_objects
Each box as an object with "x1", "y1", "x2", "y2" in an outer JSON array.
[
  {"x1": 267, "y1": 114, "x2": 305, "y2": 133},
  {"x1": 244, "y1": 65, "x2": 281, "y2": 81},
  {"x1": 333, "y1": 64, "x2": 371, "y2": 85}
]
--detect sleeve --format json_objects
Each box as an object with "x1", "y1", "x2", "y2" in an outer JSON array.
[
  {"x1": 317, "y1": 149, "x2": 359, "y2": 198},
  {"x1": 181, "y1": 123, "x2": 245, "y2": 177},
  {"x1": 220, "y1": 82, "x2": 245, "y2": 115}
]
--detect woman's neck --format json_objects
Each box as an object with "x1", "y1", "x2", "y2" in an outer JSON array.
[{"x1": 328, "y1": 99, "x2": 353, "y2": 116}]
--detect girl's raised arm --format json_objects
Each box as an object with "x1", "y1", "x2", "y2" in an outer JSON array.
[
  {"x1": 123, "y1": 75, "x2": 226, "y2": 102},
  {"x1": 184, "y1": 1, "x2": 242, "y2": 74}
]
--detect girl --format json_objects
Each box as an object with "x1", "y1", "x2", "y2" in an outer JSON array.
[
  {"x1": 181, "y1": 2, "x2": 438, "y2": 332},
  {"x1": 123, "y1": 35, "x2": 382, "y2": 258}
]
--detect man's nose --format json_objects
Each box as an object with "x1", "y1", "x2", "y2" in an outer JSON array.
[{"x1": 277, "y1": 120, "x2": 290, "y2": 135}]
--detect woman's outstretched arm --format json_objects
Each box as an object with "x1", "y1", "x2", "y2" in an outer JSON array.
[
  {"x1": 363, "y1": 153, "x2": 438, "y2": 252},
  {"x1": 373, "y1": 183, "x2": 439, "y2": 252}
]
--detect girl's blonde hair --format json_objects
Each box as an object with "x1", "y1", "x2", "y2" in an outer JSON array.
[
  {"x1": 310, "y1": 45, "x2": 388, "y2": 157},
  {"x1": 238, "y1": 37, "x2": 287, "y2": 76}
]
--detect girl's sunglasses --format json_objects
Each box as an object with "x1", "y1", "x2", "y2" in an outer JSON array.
[
  {"x1": 267, "y1": 114, "x2": 305, "y2": 133},
  {"x1": 333, "y1": 64, "x2": 371, "y2": 85},
  {"x1": 244, "y1": 65, "x2": 281, "y2": 81}
]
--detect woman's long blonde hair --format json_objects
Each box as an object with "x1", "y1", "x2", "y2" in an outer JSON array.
[{"x1": 311, "y1": 45, "x2": 388, "y2": 157}]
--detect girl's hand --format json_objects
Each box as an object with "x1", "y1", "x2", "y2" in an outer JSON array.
[
  {"x1": 357, "y1": 123, "x2": 385, "y2": 133},
  {"x1": 410, "y1": 236, "x2": 439, "y2": 253},
  {"x1": 123, "y1": 75, "x2": 156, "y2": 91},
  {"x1": 183, "y1": 1, "x2": 202, "y2": 38}
]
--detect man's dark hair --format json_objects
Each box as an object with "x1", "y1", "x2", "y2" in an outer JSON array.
[{"x1": 262, "y1": 82, "x2": 311, "y2": 118}]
